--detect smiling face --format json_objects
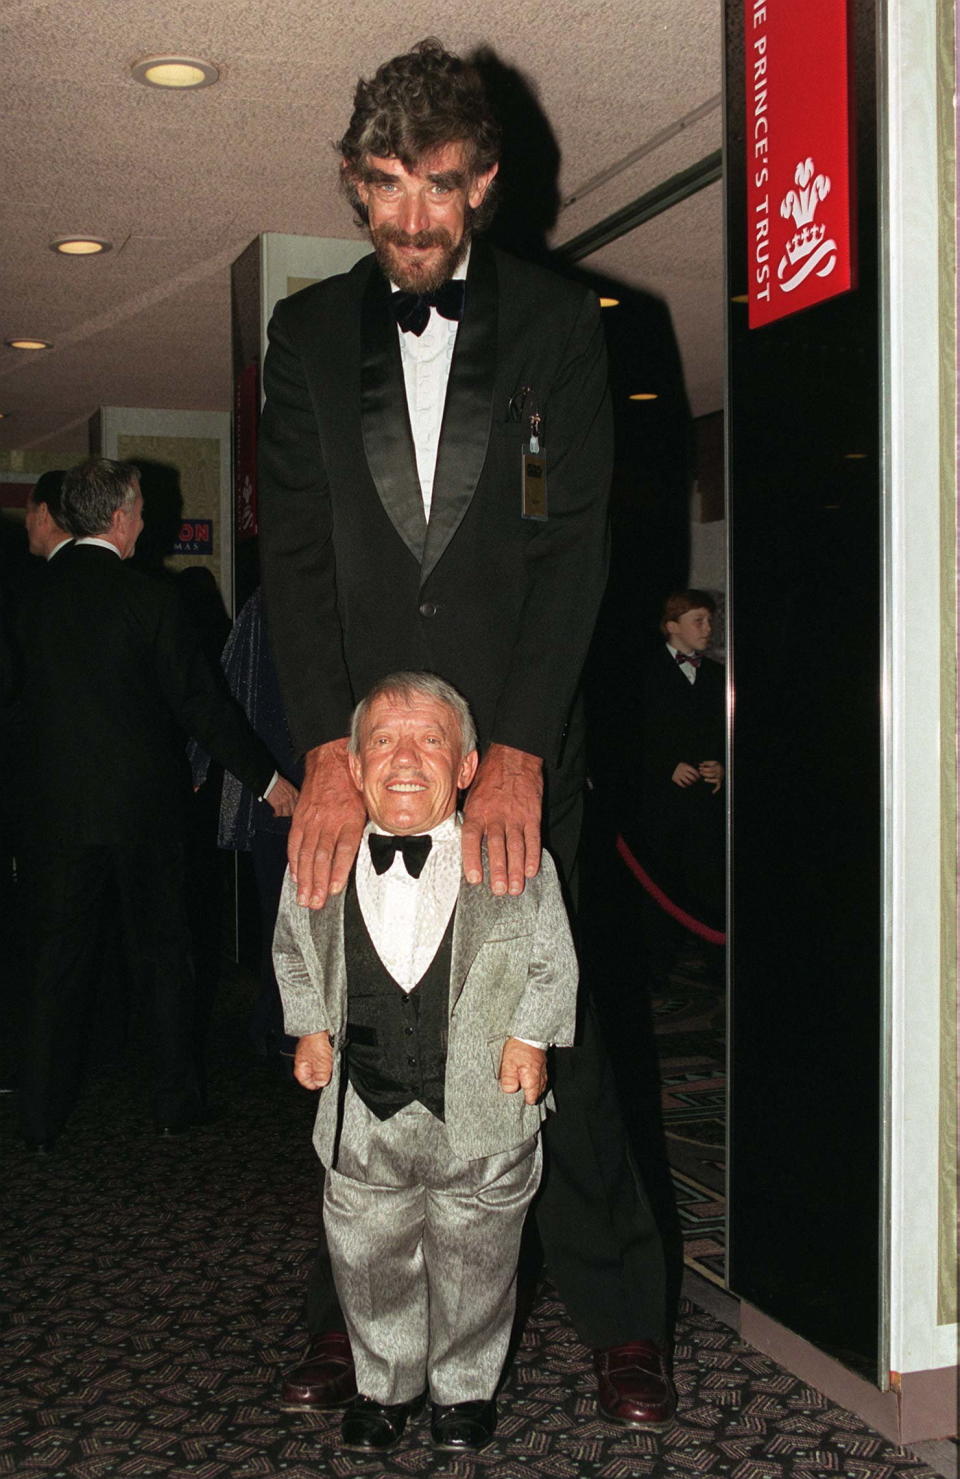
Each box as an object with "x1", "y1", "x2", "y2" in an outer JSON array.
[
  {"x1": 354, "y1": 142, "x2": 498, "y2": 294},
  {"x1": 666, "y1": 606, "x2": 714, "y2": 655},
  {"x1": 348, "y1": 689, "x2": 479, "y2": 835}
]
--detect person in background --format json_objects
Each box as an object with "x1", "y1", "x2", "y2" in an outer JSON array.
[
  {"x1": 636, "y1": 589, "x2": 726, "y2": 979},
  {"x1": 23, "y1": 469, "x2": 70, "y2": 560},
  {"x1": 16, "y1": 457, "x2": 297, "y2": 1151}
]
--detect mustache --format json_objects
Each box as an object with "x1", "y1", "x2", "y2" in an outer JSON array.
[{"x1": 375, "y1": 223, "x2": 454, "y2": 251}]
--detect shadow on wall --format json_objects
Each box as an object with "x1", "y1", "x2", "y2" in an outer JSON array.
[{"x1": 470, "y1": 48, "x2": 695, "y2": 785}]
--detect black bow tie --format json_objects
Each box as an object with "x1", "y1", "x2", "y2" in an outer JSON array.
[
  {"x1": 368, "y1": 832, "x2": 433, "y2": 878},
  {"x1": 675, "y1": 650, "x2": 702, "y2": 668},
  {"x1": 391, "y1": 279, "x2": 465, "y2": 336}
]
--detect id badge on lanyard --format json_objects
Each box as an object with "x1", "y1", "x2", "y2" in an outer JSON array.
[{"x1": 521, "y1": 410, "x2": 547, "y2": 521}]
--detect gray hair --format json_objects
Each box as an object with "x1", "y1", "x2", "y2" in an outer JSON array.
[
  {"x1": 349, "y1": 671, "x2": 477, "y2": 759},
  {"x1": 60, "y1": 457, "x2": 139, "y2": 538}
]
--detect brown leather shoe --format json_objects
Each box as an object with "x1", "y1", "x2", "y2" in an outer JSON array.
[
  {"x1": 279, "y1": 1332, "x2": 357, "y2": 1409},
  {"x1": 594, "y1": 1341, "x2": 677, "y2": 1428}
]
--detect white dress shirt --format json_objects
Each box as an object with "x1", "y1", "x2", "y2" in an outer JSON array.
[
  {"x1": 355, "y1": 812, "x2": 544, "y2": 1047},
  {"x1": 356, "y1": 813, "x2": 462, "y2": 991},
  {"x1": 667, "y1": 642, "x2": 699, "y2": 684},
  {"x1": 392, "y1": 249, "x2": 469, "y2": 522},
  {"x1": 75, "y1": 536, "x2": 121, "y2": 555}
]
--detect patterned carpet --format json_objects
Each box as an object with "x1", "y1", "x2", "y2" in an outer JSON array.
[
  {"x1": 652, "y1": 941, "x2": 727, "y2": 1286},
  {"x1": 0, "y1": 964, "x2": 946, "y2": 1479}
]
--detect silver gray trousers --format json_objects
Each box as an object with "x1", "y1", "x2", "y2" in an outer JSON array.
[{"x1": 324, "y1": 1087, "x2": 541, "y2": 1405}]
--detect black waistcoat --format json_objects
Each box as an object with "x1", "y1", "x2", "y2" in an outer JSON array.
[{"x1": 343, "y1": 876, "x2": 454, "y2": 1121}]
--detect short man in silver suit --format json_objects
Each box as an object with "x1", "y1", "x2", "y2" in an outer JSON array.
[{"x1": 274, "y1": 673, "x2": 577, "y2": 1453}]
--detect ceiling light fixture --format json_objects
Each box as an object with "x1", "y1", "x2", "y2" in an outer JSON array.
[
  {"x1": 599, "y1": 296, "x2": 620, "y2": 309},
  {"x1": 131, "y1": 55, "x2": 220, "y2": 90},
  {"x1": 629, "y1": 392, "x2": 659, "y2": 401},
  {"x1": 730, "y1": 294, "x2": 749, "y2": 304},
  {"x1": 5, "y1": 338, "x2": 51, "y2": 351},
  {"x1": 50, "y1": 236, "x2": 112, "y2": 256}
]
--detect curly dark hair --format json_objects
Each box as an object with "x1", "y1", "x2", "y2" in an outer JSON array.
[{"x1": 338, "y1": 39, "x2": 500, "y2": 230}]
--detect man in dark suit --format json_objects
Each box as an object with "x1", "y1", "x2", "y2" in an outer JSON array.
[
  {"x1": 24, "y1": 469, "x2": 71, "y2": 562},
  {"x1": 258, "y1": 40, "x2": 674, "y2": 1428},
  {"x1": 637, "y1": 589, "x2": 726, "y2": 951},
  {"x1": 17, "y1": 457, "x2": 297, "y2": 1151}
]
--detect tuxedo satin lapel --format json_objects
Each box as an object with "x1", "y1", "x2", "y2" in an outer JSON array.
[
  {"x1": 360, "y1": 267, "x2": 427, "y2": 565},
  {"x1": 421, "y1": 243, "x2": 498, "y2": 583}
]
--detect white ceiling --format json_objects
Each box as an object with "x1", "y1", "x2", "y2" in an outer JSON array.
[{"x1": 0, "y1": 0, "x2": 723, "y2": 455}]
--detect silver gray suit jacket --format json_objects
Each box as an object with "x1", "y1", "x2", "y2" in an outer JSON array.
[{"x1": 274, "y1": 850, "x2": 578, "y2": 1163}]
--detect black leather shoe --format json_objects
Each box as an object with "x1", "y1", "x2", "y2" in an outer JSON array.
[
  {"x1": 279, "y1": 1332, "x2": 357, "y2": 1409},
  {"x1": 430, "y1": 1398, "x2": 497, "y2": 1451},
  {"x1": 340, "y1": 1392, "x2": 426, "y2": 1452}
]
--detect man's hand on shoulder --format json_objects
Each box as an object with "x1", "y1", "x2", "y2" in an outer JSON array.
[
  {"x1": 289, "y1": 738, "x2": 365, "y2": 909},
  {"x1": 461, "y1": 743, "x2": 543, "y2": 897},
  {"x1": 498, "y1": 1038, "x2": 547, "y2": 1105},
  {"x1": 294, "y1": 1031, "x2": 334, "y2": 1090}
]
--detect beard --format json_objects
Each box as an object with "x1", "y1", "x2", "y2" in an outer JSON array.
[{"x1": 370, "y1": 221, "x2": 470, "y2": 294}]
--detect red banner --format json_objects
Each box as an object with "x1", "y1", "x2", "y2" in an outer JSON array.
[{"x1": 745, "y1": 0, "x2": 854, "y2": 328}]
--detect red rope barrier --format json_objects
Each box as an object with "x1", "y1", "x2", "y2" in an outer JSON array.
[{"x1": 615, "y1": 833, "x2": 726, "y2": 946}]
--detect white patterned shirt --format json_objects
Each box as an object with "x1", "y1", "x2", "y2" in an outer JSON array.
[
  {"x1": 392, "y1": 250, "x2": 469, "y2": 523},
  {"x1": 356, "y1": 813, "x2": 461, "y2": 992}
]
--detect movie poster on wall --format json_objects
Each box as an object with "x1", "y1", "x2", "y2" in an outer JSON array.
[{"x1": 745, "y1": 0, "x2": 854, "y2": 328}]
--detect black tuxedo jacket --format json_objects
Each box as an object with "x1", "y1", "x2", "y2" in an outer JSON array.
[
  {"x1": 258, "y1": 240, "x2": 611, "y2": 775},
  {"x1": 639, "y1": 646, "x2": 725, "y2": 785},
  {"x1": 633, "y1": 645, "x2": 726, "y2": 876},
  {"x1": 19, "y1": 543, "x2": 275, "y2": 846}
]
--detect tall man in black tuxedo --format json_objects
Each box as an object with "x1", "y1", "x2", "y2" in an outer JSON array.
[
  {"x1": 17, "y1": 457, "x2": 297, "y2": 1150},
  {"x1": 258, "y1": 40, "x2": 674, "y2": 1427}
]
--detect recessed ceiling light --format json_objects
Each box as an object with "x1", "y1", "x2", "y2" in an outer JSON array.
[
  {"x1": 0, "y1": 411, "x2": 10, "y2": 419},
  {"x1": 844, "y1": 452, "x2": 868, "y2": 460},
  {"x1": 629, "y1": 392, "x2": 659, "y2": 401},
  {"x1": 131, "y1": 55, "x2": 220, "y2": 89},
  {"x1": 5, "y1": 338, "x2": 51, "y2": 351},
  {"x1": 50, "y1": 236, "x2": 112, "y2": 256},
  {"x1": 730, "y1": 294, "x2": 749, "y2": 304},
  {"x1": 599, "y1": 296, "x2": 620, "y2": 309}
]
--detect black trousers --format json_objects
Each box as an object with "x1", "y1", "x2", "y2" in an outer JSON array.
[
  {"x1": 302, "y1": 760, "x2": 670, "y2": 1351},
  {"x1": 17, "y1": 841, "x2": 201, "y2": 1144}
]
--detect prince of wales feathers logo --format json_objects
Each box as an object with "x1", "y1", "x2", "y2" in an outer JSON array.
[{"x1": 777, "y1": 158, "x2": 838, "y2": 293}]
